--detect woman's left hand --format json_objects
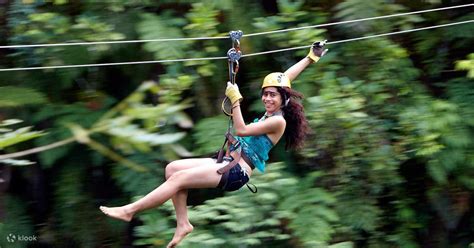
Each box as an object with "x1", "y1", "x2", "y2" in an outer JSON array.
[{"x1": 307, "y1": 40, "x2": 328, "y2": 63}]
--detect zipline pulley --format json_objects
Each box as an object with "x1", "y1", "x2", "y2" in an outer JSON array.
[
  {"x1": 229, "y1": 30, "x2": 243, "y2": 47},
  {"x1": 227, "y1": 30, "x2": 242, "y2": 86}
]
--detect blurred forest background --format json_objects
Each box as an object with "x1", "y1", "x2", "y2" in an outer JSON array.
[{"x1": 0, "y1": 0, "x2": 473, "y2": 247}]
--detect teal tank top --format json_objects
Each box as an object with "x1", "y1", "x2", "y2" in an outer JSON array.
[{"x1": 232, "y1": 118, "x2": 274, "y2": 173}]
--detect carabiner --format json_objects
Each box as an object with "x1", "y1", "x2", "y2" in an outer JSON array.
[{"x1": 231, "y1": 61, "x2": 239, "y2": 85}]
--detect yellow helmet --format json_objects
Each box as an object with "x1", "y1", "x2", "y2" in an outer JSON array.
[{"x1": 262, "y1": 72, "x2": 291, "y2": 89}]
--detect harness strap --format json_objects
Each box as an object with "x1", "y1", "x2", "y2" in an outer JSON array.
[
  {"x1": 216, "y1": 135, "x2": 228, "y2": 164},
  {"x1": 217, "y1": 131, "x2": 255, "y2": 174},
  {"x1": 217, "y1": 132, "x2": 242, "y2": 175},
  {"x1": 227, "y1": 133, "x2": 255, "y2": 169},
  {"x1": 246, "y1": 183, "x2": 258, "y2": 193}
]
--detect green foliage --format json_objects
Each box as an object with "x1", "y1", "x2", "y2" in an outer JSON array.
[
  {"x1": 192, "y1": 115, "x2": 229, "y2": 155},
  {"x1": 32, "y1": 103, "x2": 100, "y2": 167},
  {"x1": 53, "y1": 164, "x2": 125, "y2": 247},
  {"x1": 431, "y1": 78, "x2": 474, "y2": 190},
  {"x1": 112, "y1": 153, "x2": 165, "y2": 196},
  {"x1": 253, "y1": 0, "x2": 327, "y2": 52},
  {"x1": 6, "y1": 2, "x2": 125, "y2": 89},
  {"x1": 334, "y1": 0, "x2": 422, "y2": 33},
  {"x1": 278, "y1": 171, "x2": 339, "y2": 247},
  {"x1": 10, "y1": 10, "x2": 125, "y2": 55},
  {"x1": 302, "y1": 79, "x2": 407, "y2": 245},
  {"x1": 185, "y1": 2, "x2": 221, "y2": 38},
  {"x1": 133, "y1": 201, "x2": 175, "y2": 247},
  {"x1": 11, "y1": 6, "x2": 124, "y2": 70},
  {"x1": 0, "y1": 86, "x2": 48, "y2": 107},
  {"x1": 155, "y1": 75, "x2": 195, "y2": 104},
  {"x1": 456, "y1": 53, "x2": 474, "y2": 78},
  {"x1": 414, "y1": 15, "x2": 474, "y2": 77},
  {"x1": 97, "y1": 81, "x2": 193, "y2": 156},
  {"x1": 0, "y1": 119, "x2": 44, "y2": 150},
  {"x1": 0, "y1": 196, "x2": 35, "y2": 248},
  {"x1": 137, "y1": 13, "x2": 189, "y2": 60}
]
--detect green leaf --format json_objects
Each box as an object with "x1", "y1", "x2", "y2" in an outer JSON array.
[
  {"x1": 0, "y1": 126, "x2": 45, "y2": 149},
  {"x1": 0, "y1": 119, "x2": 23, "y2": 126},
  {"x1": 455, "y1": 53, "x2": 474, "y2": 78},
  {"x1": 0, "y1": 159, "x2": 35, "y2": 166}
]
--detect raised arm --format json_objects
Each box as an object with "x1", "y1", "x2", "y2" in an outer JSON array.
[
  {"x1": 284, "y1": 57, "x2": 314, "y2": 81},
  {"x1": 285, "y1": 40, "x2": 328, "y2": 81}
]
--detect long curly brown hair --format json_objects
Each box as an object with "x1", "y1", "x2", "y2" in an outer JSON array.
[{"x1": 276, "y1": 87, "x2": 310, "y2": 150}]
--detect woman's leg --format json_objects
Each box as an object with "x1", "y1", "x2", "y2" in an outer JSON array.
[
  {"x1": 100, "y1": 158, "x2": 221, "y2": 221},
  {"x1": 165, "y1": 159, "x2": 216, "y2": 247},
  {"x1": 165, "y1": 159, "x2": 215, "y2": 225},
  {"x1": 169, "y1": 190, "x2": 192, "y2": 246}
]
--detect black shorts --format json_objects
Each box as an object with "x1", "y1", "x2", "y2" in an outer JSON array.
[{"x1": 216, "y1": 163, "x2": 249, "y2": 192}]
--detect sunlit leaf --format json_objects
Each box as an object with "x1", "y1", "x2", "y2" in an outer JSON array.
[{"x1": 0, "y1": 159, "x2": 35, "y2": 166}]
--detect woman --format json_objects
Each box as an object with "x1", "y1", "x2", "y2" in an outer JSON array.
[{"x1": 100, "y1": 40, "x2": 328, "y2": 248}]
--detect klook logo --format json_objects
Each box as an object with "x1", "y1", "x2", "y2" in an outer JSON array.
[
  {"x1": 6, "y1": 233, "x2": 37, "y2": 243},
  {"x1": 6, "y1": 234, "x2": 16, "y2": 243}
]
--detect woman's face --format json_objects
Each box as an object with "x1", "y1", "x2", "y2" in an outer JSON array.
[{"x1": 261, "y1": 87, "x2": 283, "y2": 114}]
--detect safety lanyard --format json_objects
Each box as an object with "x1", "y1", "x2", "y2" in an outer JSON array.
[{"x1": 216, "y1": 30, "x2": 243, "y2": 164}]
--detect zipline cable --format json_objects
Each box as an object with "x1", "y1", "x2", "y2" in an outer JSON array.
[
  {"x1": 244, "y1": 3, "x2": 474, "y2": 37},
  {"x1": 0, "y1": 20, "x2": 472, "y2": 72},
  {"x1": 0, "y1": 36, "x2": 229, "y2": 49},
  {"x1": 0, "y1": 3, "x2": 472, "y2": 49},
  {"x1": 0, "y1": 56, "x2": 227, "y2": 72},
  {"x1": 242, "y1": 19, "x2": 474, "y2": 57}
]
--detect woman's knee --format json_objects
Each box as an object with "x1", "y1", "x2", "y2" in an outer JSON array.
[
  {"x1": 166, "y1": 169, "x2": 191, "y2": 189},
  {"x1": 165, "y1": 160, "x2": 182, "y2": 179}
]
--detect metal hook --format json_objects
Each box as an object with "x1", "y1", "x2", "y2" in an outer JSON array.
[
  {"x1": 232, "y1": 61, "x2": 239, "y2": 84},
  {"x1": 234, "y1": 39, "x2": 240, "y2": 49}
]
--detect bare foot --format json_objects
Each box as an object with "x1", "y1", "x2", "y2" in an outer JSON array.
[
  {"x1": 166, "y1": 223, "x2": 194, "y2": 248},
  {"x1": 99, "y1": 206, "x2": 133, "y2": 222}
]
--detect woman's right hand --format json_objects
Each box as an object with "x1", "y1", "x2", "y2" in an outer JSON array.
[{"x1": 225, "y1": 81, "x2": 243, "y2": 105}]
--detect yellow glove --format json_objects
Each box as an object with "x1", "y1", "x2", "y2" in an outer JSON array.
[
  {"x1": 225, "y1": 81, "x2": 243, "y2": 105},
  {"x1": 307, "y1": 40, "x2": 328, "y2": 63}
]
